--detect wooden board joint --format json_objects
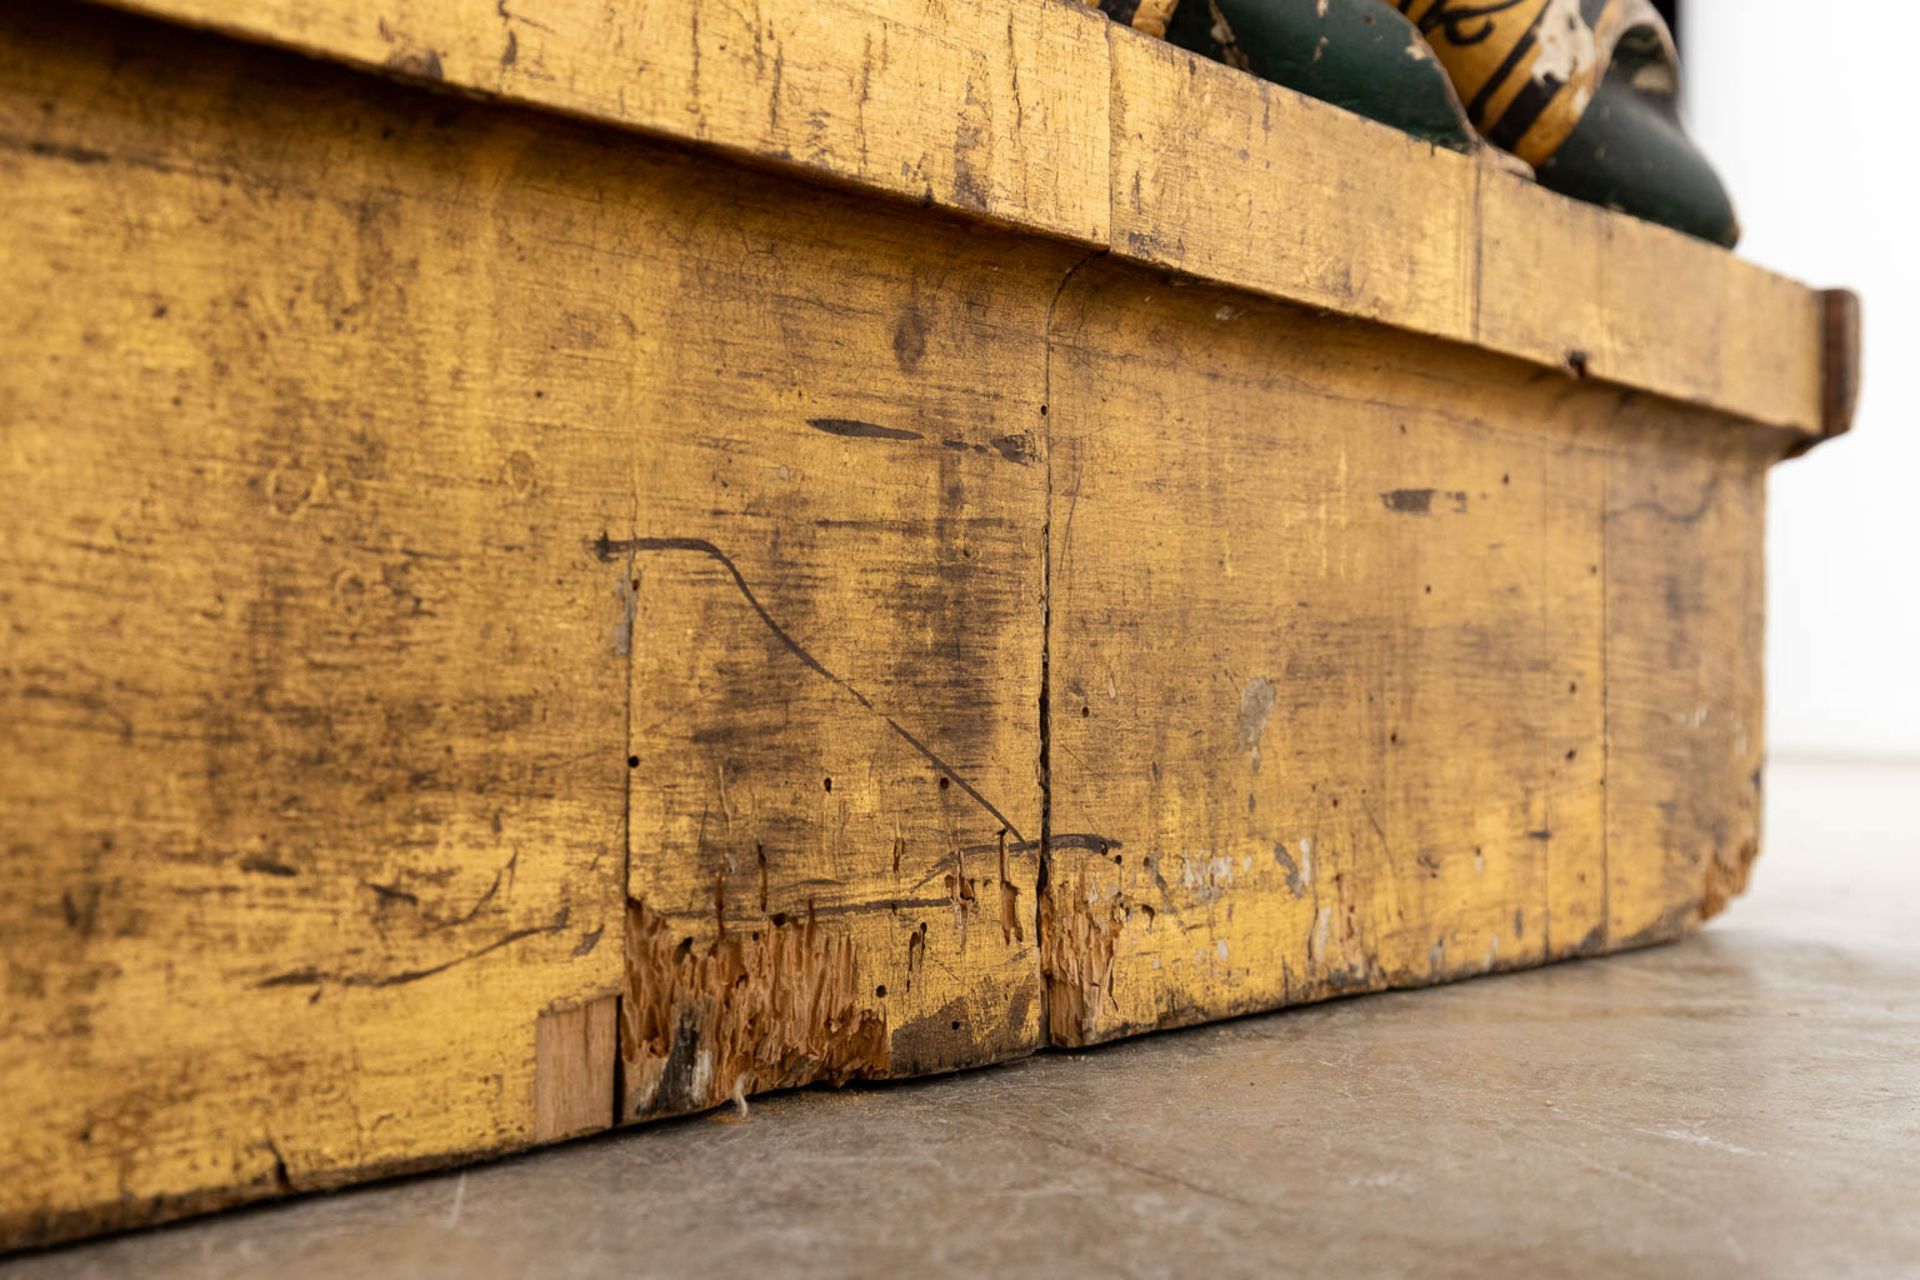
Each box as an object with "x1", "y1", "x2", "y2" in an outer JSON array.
[{"x1": 534, "y1": 995, "x2": 621, "y2": 1144}]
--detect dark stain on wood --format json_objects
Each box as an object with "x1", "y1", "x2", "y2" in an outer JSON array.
[
  {"x1": 892, "y1": 306, "x2": 929, "y2": 371},
  {"x1": 1379, "y1": 488, "x2": 1468, "y2": 514},
  {"x1": 805, "y1": 416, "x2": 923, "y2": 442}
]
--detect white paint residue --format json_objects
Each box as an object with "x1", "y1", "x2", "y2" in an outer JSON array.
[
  {"x1": 1215, "y1": 938, "x2": 1230, "y2": 961},
  {"x1": 689, "y1": 1048, "x2": 715, "y2": 1107},
  {"x1": 1180, "y1": 854, "x2": 1236, "y2": 904},
  {"x1": 1530, "y1": 0, "x2": 1597, "y2": 86},
  {"x1": 1299, "y1": 837, "x2": 1315, "y2": 887},
  {"x1": 1238, "y1": 677, "x2": 1277, "y2": 773},
  {"x1": 1628, "y1": 59, "x2": 1676, "y2": 95},
  {"x1": 1310, "y1": 905, "x2": 1333, "y2": 965}
]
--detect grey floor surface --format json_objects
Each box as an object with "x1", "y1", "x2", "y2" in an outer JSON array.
[{"x1": 10, "y1": 758, "x2": 1918, "y2": 1279}]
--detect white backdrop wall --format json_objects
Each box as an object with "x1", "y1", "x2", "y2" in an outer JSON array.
[{"x1": 1685, "y1": 0, "x2": 1920, "y2": 760}]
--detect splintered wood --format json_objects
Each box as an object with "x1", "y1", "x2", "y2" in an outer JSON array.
[
  {"x1": 623, "y1": 901, "x2": 888, "y2": 1115},
  {"x1": 0, "y1": 0, "x2": 1844, "y2": 1251}
]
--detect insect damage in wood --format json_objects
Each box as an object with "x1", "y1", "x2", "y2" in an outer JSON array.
[
  {"x1": 1038, "y1": 862, "x2": 1125, "y2": 1048},
  {"x1": 997, "y1": 839, "x2": 1025, "y2": 944},
  {"x1": 621, "y1": 899, "x2": 890, "y2": 1119}
]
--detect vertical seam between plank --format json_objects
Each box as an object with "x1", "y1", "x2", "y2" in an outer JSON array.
[{"x1": 1037, "y1": 245, "x2": 1107, "y2": 1047}]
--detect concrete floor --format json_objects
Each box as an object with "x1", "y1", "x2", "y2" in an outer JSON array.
[{"x1": 11, "y1": 759, "x2": 1918, "y2": 1278}]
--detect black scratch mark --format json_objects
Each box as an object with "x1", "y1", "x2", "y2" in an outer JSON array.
[
  {"x1": 592, "y1": 534, "x2": 1027, "y2": 844},
  {"x1": 254, "y1": 909, "x2": 569, "y2": 990},
  {"x1": 1609, "y1": 476, "x2": 1721, "y2": 527},
  {"x1": 806, "y1": 416, "x2": 923, "y2": 442}
]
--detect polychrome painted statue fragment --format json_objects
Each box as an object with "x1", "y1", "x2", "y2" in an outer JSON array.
[{"x1": 1094, "y1": 0, "x2": 1739, "y2": 246}]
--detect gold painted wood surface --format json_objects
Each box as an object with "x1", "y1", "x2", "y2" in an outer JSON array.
[
  {"x1": 88, "y1": 0, "x2": 1841, "y2": 437},
  {"x1": 0, "y1": 1, "x2": 1074, "y2": 1245},
  {"x1": 98, "y1": 0, "x2": 1117, "y2": 247},
  {"x1": 1107, "y1": 33, "x2": 1824, "y2": 436},
  {"x1": 0, "y1": 6, "x2": 644, "y2": 1245},
  {"x1": 1038, "y1": 262, "x2": 1782, "y2": 1044},
  {"x1": 605, "y1": 165, "x2": 1068, "y2": 1116},
  {"x1": 0, "y1": 0, "x2": 1839, "y2": 1251}
]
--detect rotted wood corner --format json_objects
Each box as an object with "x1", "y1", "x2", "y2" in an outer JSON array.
[{"x1": 0, "y1": 0, "x2": 1854, "y2": 1251}]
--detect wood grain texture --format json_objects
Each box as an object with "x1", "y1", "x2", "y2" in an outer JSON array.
[
  {"x1": 1038, "y1": 259, "x2": 1796, "y2": 1046},
  {"x1": 534, "y1": 996, "x2": 619, "y2": 1142},
  {"x1": 86, "y1": 0, "x2": 1835, "y2": 436},
  {"x1": 0, "y1": 7, "x2": 633, "y2": 1247},
  {"x1": 0, "y1": 0, "x2": 1839, "y2": 1251},
  {"x1": 1601, "y1": 418, "x2": 1772, "y2": 945},
  {"x1": 600, "y1": 144, "x2": 1070, "y2": 1118},
  {"x1": 1042, "y1": 262, "x2": 1607, "y2": 1043},
  {"x1": 1107, "y1": 30, "x2": 1826, "y2": 436},
  {"x1": 99, "y1": 0, "x2": 1115, "y2": 247},
  {"x1": 0, "y1": 1, "x2": 1072, "y2": 1245}
]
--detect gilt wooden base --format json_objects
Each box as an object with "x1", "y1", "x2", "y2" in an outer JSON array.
[{"x1": 0, "y1": 0, "x2": 1852, "y2": 1249}]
